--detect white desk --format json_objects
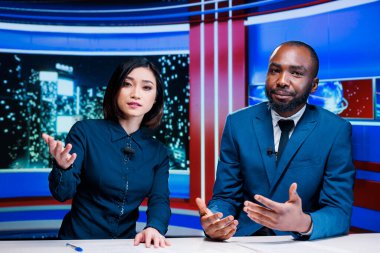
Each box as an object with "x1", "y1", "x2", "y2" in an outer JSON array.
[{"x1": 0, "y1": 233, "x2": 378, "y2": 253}]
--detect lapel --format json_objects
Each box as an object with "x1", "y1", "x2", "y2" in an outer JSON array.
[
  {"x1": 269, "y1": 105, "x2": 318, "y2": 194},
  {"x1": 252, "y1": 105, "x2": 276, "y2": 185}
]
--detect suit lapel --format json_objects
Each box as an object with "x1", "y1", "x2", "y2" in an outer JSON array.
[
  {"x1": 252, "y1": 106, "x2": 276, "y2": 185},
  {"x1": 269, "y1": 105, "x2": 318, "y2": 194}
]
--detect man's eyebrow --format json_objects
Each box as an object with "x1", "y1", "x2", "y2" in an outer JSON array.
[
  {"x1": 269, "y1": 62, "x2": 281, "y2": 68},
  {"x1": 269, "y1": 62, "x2": 307, "y2": 72},
  {"x1": 289, "y1": 65, "x2": 307, "y2": 72}
]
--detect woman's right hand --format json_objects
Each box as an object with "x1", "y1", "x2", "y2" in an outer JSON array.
[{"x1": 42, "y1": 133, "x2": 77, "y2": 170}]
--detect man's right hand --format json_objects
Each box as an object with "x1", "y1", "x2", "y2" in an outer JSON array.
[{"x1": 195, "y1": 197, "x2": 238, "y2": 241}]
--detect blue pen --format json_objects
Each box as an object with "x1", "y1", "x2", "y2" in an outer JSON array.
[{"x1": 66, "y1": 243, "x2": 83, "y2": 252}]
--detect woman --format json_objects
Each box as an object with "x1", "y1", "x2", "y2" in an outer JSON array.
[{"x1": 42, "y1": 57, "x2": 171, "y2": 248}]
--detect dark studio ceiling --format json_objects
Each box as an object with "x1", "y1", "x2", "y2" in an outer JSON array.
[{"x1": 0, "y1": 0, "x2": 333, "y2": 26}]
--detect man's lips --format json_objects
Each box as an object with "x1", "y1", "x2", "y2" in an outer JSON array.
[
  {"x1": 270, "y1": 89, "x2": 295, "y2": 101},
  {"x1": 271, "y1": 89, "x2": 294, "y2": 96},
  {"x1": 273, "y1": 93, "x2": 292, "y2": 99}
]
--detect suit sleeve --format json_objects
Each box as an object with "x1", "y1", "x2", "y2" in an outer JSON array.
[
  {"x1": 145, "y1": 145, "x2": 171, "y2": 235},
  {"x1": 208, "y1": 115, "x2": 244, "y2": 217},
  {"x1": 48, "y1": 121, "x2": 85, "y2": 202},
  {"x1": 307, "y1": 121, "x2": 355, "y2": 240}
]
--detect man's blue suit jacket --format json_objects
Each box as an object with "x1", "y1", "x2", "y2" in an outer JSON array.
[{"x1": 208, "y1": 102, "x2": 355, "y2": 240}]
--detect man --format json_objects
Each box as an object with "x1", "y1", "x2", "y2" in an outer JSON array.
[{"x1": 196, "y1": 41, "x2": 355, "y2": 240}]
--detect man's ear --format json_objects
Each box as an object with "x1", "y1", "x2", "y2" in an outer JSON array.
[{"x1": 310, "y1": 77, "x2": 319, "y2": 93}]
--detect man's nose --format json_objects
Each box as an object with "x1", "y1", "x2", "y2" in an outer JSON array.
[{"x1": 276, "y1": 72, "x2": 289, "y2": 87}]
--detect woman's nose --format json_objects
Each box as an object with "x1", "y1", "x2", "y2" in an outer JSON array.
[{"x1": 130, "y1": 86, "x2": 141, "y2": 99}]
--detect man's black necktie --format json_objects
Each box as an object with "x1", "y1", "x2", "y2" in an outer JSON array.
[{"x1": 277, "y1": 119, "x2": 295, "y2": 163}]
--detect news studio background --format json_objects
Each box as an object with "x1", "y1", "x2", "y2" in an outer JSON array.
[{"x1": 0, "y1": 0, "x2": 379, "y2": 239}]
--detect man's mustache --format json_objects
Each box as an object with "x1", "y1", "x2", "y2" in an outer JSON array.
[{"x1": 270, "y1": 88, "x2": 296, "y2": 96}]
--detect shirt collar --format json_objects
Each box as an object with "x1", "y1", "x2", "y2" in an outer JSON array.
[
  {"x1": 107, "y1": 120, "x2": 151, "y2": 143},
  {"x1": 271, "y1": 104, "x2": 306, "y2": 128}
]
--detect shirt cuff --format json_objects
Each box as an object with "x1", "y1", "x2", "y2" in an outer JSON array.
[
  {"x1": 144, "y1": 221, "x2": 167, "y2": 236},
  {"x1": 292, "y1": 222, "x2": 313, "y2": 240},
  {"x1": 299, "y1": 222, "x2": 313, "y2": 236}
]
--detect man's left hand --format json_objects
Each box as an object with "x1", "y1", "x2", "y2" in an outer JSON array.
[{"x1": 243, "y1": 182, "x2": 311, "y2": 233}]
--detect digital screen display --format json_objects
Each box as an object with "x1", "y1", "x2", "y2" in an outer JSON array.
[
  {"x1": 376, "y1": 78, "x2": 380, "y2": 119},
  {"x1": 339, "y1": 79, "x2": 374, "y2": 119},
  {"x1": 57, "y1": 78, "x2": 74, "y2": 97},
  {"x1": 249, "y1": 79, "x2": 375, "y2": 120},
  {"x1": 0, "y1": 53, "x2": 190, "y2": 172},
  {"x1": 56, "y1": 115, "x2": 82, "y2": 133}
]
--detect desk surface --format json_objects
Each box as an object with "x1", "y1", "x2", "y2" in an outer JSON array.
[{"x1": 0, "y1": 233, "x2": 378, "y2": 253}]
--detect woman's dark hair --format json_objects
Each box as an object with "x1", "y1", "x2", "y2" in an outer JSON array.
[{"x1": 103, "y1": 57, "x2": 164, "y2": 129}]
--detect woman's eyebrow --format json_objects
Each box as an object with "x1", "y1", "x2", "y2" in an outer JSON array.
[{"x1": 125, "y1": 76, "x2": 154, "y2": 85}]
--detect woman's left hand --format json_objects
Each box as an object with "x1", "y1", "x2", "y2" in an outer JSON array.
[{"x1": 134, "y1": 227, "x2": 171, "y2": 248}]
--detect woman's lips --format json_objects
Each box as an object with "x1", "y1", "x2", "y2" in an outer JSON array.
[{"x1": 127, "y1": 102, "x2": 142, "y2": 108}]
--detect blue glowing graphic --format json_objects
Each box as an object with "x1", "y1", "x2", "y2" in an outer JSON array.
[
  {"x1": 248, "y1": 84, "x2": 267, "y2": 105},
  {"x1": 308, "y1": 81, "x2": 348, "y2": 115}
]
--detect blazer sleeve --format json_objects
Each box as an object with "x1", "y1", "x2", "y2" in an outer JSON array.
[
  {"x1": 48, "y1": 121, "x2": 86, "y2": 202},
  {"x1": 208, "y1": 115, "x2": 244, "y2": 217},
  {"x1": 145, "y1": 145, "x2": 171, "y2": 235},
  {"x1": 307, "y1": 120, "x2": 355, "y2": 240}
]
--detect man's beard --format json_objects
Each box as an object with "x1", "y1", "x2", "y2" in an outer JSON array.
[{"x1": 265, "y1": 85, "x2": 312, "y2": 114}]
